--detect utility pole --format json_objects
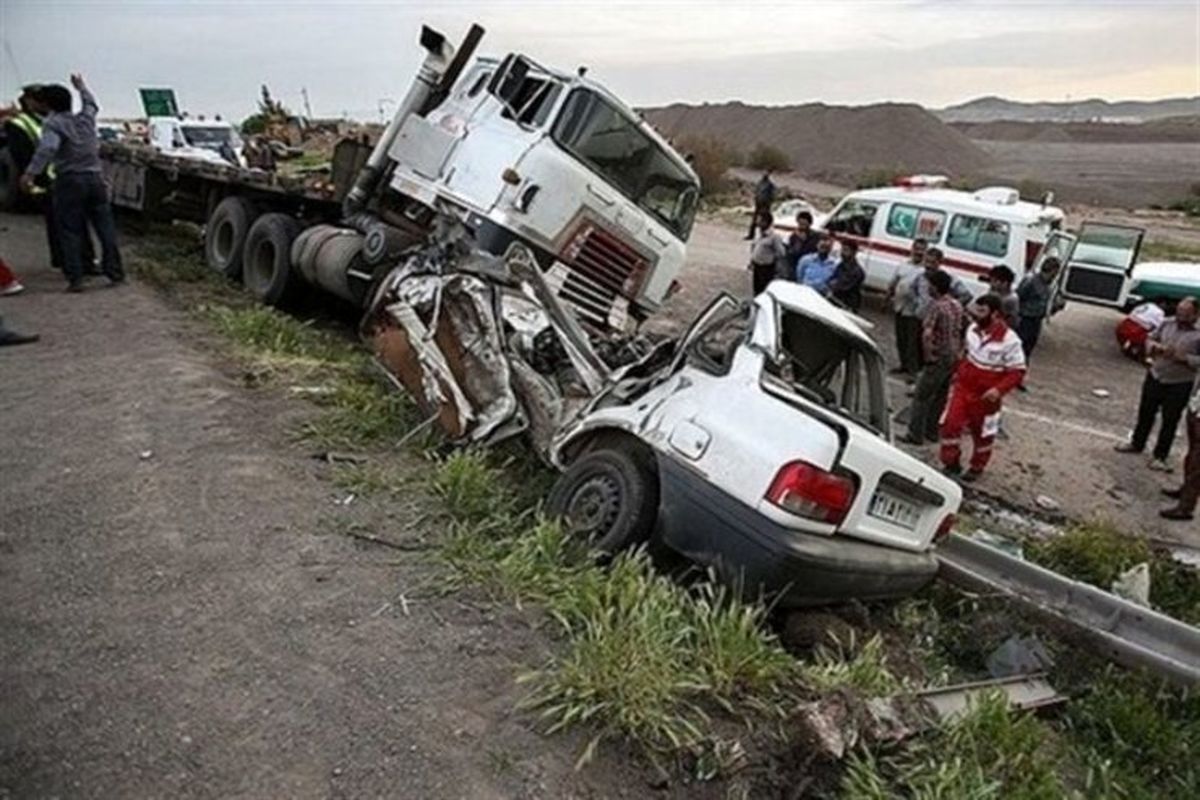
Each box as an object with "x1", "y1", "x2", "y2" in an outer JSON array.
[{"x1": 301, "y1": 87, "x2": 313, "y2": 120}]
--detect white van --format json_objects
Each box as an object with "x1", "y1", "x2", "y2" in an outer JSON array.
[{"x1": 812, "y1": 178, "x2": 1066, "y2": 295}]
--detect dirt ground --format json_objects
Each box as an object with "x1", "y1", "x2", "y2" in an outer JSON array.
[
  {"x1": 663, "y1": 217, "x2": 1200, "y2": 554},
  {"x1": 0, "y1": 212, "x2": 667, "y2": 799}
]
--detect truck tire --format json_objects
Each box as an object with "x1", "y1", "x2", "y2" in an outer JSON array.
[
  {"x1": 547, "y1": 446, "x2": 659, "y2": 556},
  {"x1": 242, "y1": 213, "x2": 302, "y2": 306},
  {"x1": 204, "y1": 196, "x2": 257, "y2": 278}
]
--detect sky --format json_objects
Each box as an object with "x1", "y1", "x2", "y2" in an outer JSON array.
[{"x1": 2, "y1": 0, "x2": 1197, "y2": 121}]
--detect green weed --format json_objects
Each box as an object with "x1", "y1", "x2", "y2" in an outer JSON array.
[
  {"x1": 1064, "y1": 668, "x2": 1200, "y2": 799},
  {"x1": 331, "y1": 460, "x2": 413, "y2": 497},
  {"x1": 300, "y1": 372, "x2": 415, "y2": 449},
  {"x1": 430, "y1": 451, "x2": 515, "y2": 526},
  {"x1": 841, "y1": 691, "x2": 1066, "y2": 799},
  {"x1": 801, "y1": 634, "x2": 901, "y2": 697},
  {"x1": 1027, "y1": 522, "x2": 1200, "y2": 625}
]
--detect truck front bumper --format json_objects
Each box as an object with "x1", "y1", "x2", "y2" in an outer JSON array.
[{"x1": 656, "y1": 456, "x2": 938, "y2": 607}]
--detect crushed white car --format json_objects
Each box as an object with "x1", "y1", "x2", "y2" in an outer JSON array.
[{"x1": 362, "y1": 231, "x2": 961, "y2": 604}]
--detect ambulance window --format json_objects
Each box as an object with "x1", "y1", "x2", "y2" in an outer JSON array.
[
  {"x1": 825, "y1": 200, "x2": 879, "y2": 237},
  {"x1": 947, "y1": 214, "x2": 1010, "y2": 257},
  {"x1": 887, "y1": 204, "x2": 945, "y2": 242}
]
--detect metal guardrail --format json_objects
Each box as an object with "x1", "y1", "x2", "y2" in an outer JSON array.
[{"x1": 936, "y1": 533, "x2": 1200, "y2": 687}]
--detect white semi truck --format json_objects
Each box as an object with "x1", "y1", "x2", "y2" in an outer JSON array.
[{"x1": 100, "y1": 24, "x2": 701, "y2": 336}]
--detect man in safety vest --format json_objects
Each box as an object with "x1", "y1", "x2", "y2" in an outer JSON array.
[
  {"x1": 4, "y1": 85, "x2": 93, "y2": 272},
  {"x1": 938, "y1": 294, "x2": 1027, "y2": 482}
]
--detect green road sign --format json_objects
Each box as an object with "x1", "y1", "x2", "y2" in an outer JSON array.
[{"x1": 139, "y1": 88, "x2": 178, "y2": 118}]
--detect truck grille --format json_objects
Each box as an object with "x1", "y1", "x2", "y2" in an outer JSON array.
[{"x1": 556, "y1": 223, "x2": 649, "y2": 330}]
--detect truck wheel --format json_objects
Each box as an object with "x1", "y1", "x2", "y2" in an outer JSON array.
[
  {"x1": 204, "y1": 196, "x2": 257, "y2": 278},
  {"x1": 547, "y1": 447, "x2": 659, "y2": 556},
  {"x1": 242, "y1": 213, "x2": 302, "y2": 306}
]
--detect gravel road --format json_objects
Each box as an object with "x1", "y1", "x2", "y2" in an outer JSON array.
[{"x1": 0, "y1": 212, "x2": 650, "y2": 799}]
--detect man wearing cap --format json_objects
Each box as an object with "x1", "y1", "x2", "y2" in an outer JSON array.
[{"x1": 938, "y1": 294, "x2": 1027, "y2": 482}]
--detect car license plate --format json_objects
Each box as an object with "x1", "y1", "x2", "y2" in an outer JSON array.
[{"x1": 868, "y1": 490, "x2": 922, "y2": 530}]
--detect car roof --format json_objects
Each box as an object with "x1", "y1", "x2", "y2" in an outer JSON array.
[
  {"x1": 846, "y1": 185, "x2": 1064, "y2": 225},
  {"x1": 759, "y1": 282, "x2": 877, "y2": 348}
]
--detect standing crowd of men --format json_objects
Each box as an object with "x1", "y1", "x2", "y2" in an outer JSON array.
[
  {"x1": 0, "y1": 72, "x2": 122, "y2": 347},
  {"x1": 747, "y1": 174, "x2": 867, "y2": 311},
  {"x1": 745, "y1": 182, "x2": 1200, "y2": 519}
]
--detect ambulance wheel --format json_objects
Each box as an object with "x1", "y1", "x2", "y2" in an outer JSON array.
[
  {"x1": 204, "y1": 196, "x2": 258, "y2": 279},
  {"x1": 547, "y1": 446, "x2": 659, "y2": 556},
  {"x1": 242, "y1": 213, "x2": 302, "y2": 307}
]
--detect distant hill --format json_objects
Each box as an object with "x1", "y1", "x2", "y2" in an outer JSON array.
[
  {"x1": 937, "y1": 95, "x2": 1200, "y2": 123},
  {"x1": 643, "y1": 101, "x2": 991, "y2": 181},
  {"x1": 952, "y1": 115, "x2": 1200, "y2": 144}
]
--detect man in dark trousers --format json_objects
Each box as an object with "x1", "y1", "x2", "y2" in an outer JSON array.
[
  {"x1": 886, "y1": 238, "x2": 928, "y2": 377},
  {"x1": 20, "y1": 74, "x2": 123, "y2": 292},
  {"x1": 1160, "y1": 382, "x2": 1200, "y2": 520},
  {"x1": 1115, "y1": 297, "x2": 1200, "y2": 472},
  {"x1": 745, "y1": 171, "x2": 776, "y2": 240},
  {"x1": 902, "y1": 270, "x2": 964, "y2": 445},
  {"x1": 3, "y1": 86, "x2": 94, "y2": 273},
  {"x1": 1014, "y1": 257, "x2": 1061, "y2": 390}
]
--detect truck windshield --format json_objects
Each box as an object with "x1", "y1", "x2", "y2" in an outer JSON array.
[
  {"x1": 771, "y1": 311, "x2": 889, "y2": 434},
  {"x1": 552, "y1": 88, "x2": 698, "y2": 240},
  {"x1": 184, "y1": 127, "x2": 235, "y2": 147}
]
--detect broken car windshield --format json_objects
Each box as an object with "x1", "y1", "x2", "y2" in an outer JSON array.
[
  {"x1": 769, "y1": 311, "x2": 888, "y2": 433},
  {"x1": 552, "y1": 88, "x2": 698, "y2": 240}
]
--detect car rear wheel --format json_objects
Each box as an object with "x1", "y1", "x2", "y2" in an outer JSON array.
[{"x1": 547, "y1": 446, "x2": 659, "y2": 556}]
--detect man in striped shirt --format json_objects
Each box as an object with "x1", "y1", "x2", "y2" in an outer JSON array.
[{"x1": 902, "y1": 270, "x2": 964, "y2": 445}]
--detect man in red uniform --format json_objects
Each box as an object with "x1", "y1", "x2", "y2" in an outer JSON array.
[{"x1": 938, "y1": 294, "x2": 1027, "y2": 482}]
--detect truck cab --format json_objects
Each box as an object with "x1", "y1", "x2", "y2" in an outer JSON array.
[
  {"x1": 385, "y1": 55, "x2": 701, "y2": 333},
  {"x1": 148, "y1": 116, "x2": 246, "y2": 168}
]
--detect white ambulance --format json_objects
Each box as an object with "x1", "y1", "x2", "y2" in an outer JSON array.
[{"x1": 816, "y1": 177, "x2": 1066, "y2": 295}]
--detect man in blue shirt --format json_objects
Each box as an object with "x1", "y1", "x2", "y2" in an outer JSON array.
[
  {"x1": 20, "y1": 74, "x2": 124, "y2": 292},
  {"x1": 795, "y1": 234, "x2": 840, "y2": 294}
]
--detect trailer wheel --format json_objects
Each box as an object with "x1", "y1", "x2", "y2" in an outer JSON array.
[
  {"x1": 242, "y1": 213, "x2": 302, "y2": 306},
  {"x1": 547, "y1": 446, "x2": 659, "y2": 556},
  {"x1": 204, "y1": 196, "x2": 257, "y2": 278}
]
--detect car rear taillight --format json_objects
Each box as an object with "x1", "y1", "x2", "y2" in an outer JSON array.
[
  {"x1": 766, "y1": 461, "x2": 857, "y2": 525},
  {"x1": 934, "y1": 513, "x2": 957, "y2": 542}
]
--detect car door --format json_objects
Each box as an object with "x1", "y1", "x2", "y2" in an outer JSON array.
[
  {"x1": 1036, "y1": 230, "x2": 1076, "y2": 317},
  {"x1": 1058, "y1": 222, "x2": 1145, "y2": 308}
]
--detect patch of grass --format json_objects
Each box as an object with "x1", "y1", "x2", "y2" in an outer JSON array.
[
  {"x1": 1063, "y1": 668, "x2": 1200, "y2": 799},
  {"x1": 841, "y1": 691, "x2": 1067, "y2": 799},
  {"x1": 1027, "y1": 522, "x2": 1200, "y2": 625},
  {"x1": 205, "y1": 305, "x2": 342, "y2": 364},
  {"x1": 431, "y1": 451, "x2": 517, "y2": 526},
  {"x1": 300, "y1": 371, "x2": 416, "y2": 449},
  {"x1": 128, "y1": 226, "x2": 211, "y2": 287},
  {"x1": 331, "y1": 460, "x2": 413, "y2": 497},
  {"x1": 801, "y1": 634, "x2": 901, "y2": 696},
  {"x1": 1141, "y1": 238, "x2": 1200, "y2": 262},
  {"x1": 443, "y1": 515, "x2": 798, "y2": 764}
]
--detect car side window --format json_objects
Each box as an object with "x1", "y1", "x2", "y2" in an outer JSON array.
[
  {"x1": 887, "y1": 204, "x2": 946, "y2": 242},
  {"x1": 825, "y1": 200, "x2": 879, "y2": 237},
  {"x1": 947, "y1": 214, "x2": 1010, "y2": 257},
  {"x1": 687, "y1": 309, "x2": 752, "y2": 376}
]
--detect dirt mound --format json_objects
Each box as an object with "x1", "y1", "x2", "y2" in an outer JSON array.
[
  {"x1": 644, "y1": 101, "x2": 992, "y2": 181},
  {"x1": 953, "y1": 116, "x2": 1200, "y2": 145}
]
